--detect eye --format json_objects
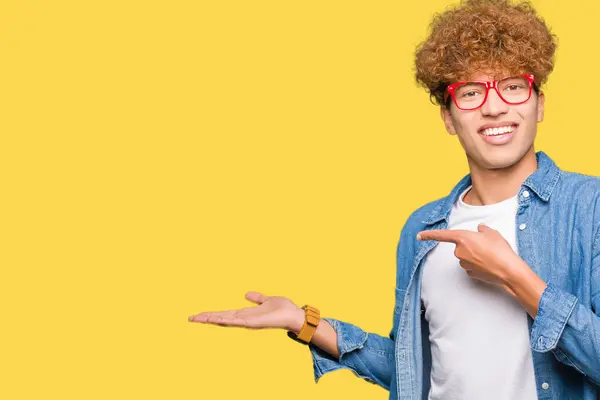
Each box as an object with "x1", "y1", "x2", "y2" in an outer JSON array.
[
  {"x1": 459, "y1": 89, "x2": 482, "y2": 98},
  {"x1": 454, "y1": 83, "x2": 485, "y2": 100},
  {"x1": 505, "y1": 84, "x2": 524, "y2": 91}
]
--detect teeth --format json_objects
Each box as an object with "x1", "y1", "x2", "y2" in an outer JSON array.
[{"x1": 482, "y1": 126, "x2": 515, "y2": 136}]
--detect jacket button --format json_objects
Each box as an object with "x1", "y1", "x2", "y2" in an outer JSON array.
[
  {"x1": 519, "y1": 223, "x2": 527, "y2": 231},
  {"x1": 522, "y1": 190, "x2": 530, "y2": 198},
  {"x1": 542, "y1": 382, "x2": 549, "y2": 390}
]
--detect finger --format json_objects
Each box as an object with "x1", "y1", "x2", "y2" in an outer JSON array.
[
  {"x1": 464, "y1": 269, "x2": 495, "y2": 285},
  {"x1": 245, "y1": 291, "x2": 270, "y2": 305},
  {"x1": 189, "y1": 314, "x2": 209, "y2": 322},
  {"x1": 199, "y1": 314, "x2": 263, "y2": 329},
  {"x1": 464, "y1": 269, "x2": 485, "y2": 281},
  {"x1": 188, "y1": 309, "x2": 238, "y2": 322},
  {"x1": 417, "y1": 229, "x2": 469, "y2": 243},
  {"x1": 203, "y1": 315, "x2": 251, "y2": 328},
  {"x1": 477, "y1": 223, "x2": 492, "y2": 233}
]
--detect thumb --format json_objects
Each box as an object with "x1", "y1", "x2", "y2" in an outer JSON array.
[{"x1": 245, "y1": 291, "x2": 269, "y2": 305}]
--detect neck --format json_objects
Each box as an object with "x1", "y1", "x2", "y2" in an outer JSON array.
[{"x1": 463, "y1": 147, "x2": 538, "y2": 206}]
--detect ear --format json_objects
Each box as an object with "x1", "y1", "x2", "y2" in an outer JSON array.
[
  {"x1": 440, "y1": 105, "x2": 457, "y2": 135},
  {"x1": 536, "y1": 91, "x2": 545, "y2": 123}
]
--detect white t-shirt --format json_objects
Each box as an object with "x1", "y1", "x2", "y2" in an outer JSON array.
[{"x1": 421, "y1": 185, "x2": 537, "y2": 400}]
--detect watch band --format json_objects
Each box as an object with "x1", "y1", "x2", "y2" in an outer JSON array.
[{"x1": 287, "y1": 305, "x2": 320, "y2": 345}]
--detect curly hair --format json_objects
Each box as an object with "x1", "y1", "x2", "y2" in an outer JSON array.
[{"x1": 414, "y1": 0, "x2": 557, "y2": 106}]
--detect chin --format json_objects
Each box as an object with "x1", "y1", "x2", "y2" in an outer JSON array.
[
  {"x1": 485, "y1": 158, "x2": 520, "y2": 170},
  {"x1": 472, "y1": 148, "x2": 532, "y2": 170}
]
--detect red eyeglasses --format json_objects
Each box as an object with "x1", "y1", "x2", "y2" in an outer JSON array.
[{"x1": 445, "y1": 74, "x2": 536, "y2": 110}]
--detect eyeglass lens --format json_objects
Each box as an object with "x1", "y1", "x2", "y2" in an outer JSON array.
[{"x1": 454, "y1": 76, "x2": 531, "y2": 110}]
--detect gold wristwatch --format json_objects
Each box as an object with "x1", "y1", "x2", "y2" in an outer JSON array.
[{"x1": 287, "y1": 305, "x2": 320, "y2": 345}]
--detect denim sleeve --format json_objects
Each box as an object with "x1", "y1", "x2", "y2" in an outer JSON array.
[
  {"x1": 530, "y1": 238, "x2": 600, "y2": 386},
  {"x1": 305, "y1": 222, "x2": 413, "y2": 389},
  {"x1": 307, "y1": 317, "x2": 395, "y2": 390}
]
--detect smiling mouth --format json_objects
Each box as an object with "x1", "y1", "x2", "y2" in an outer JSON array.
[{"x1": 479, "y1": 124, "x2": 518, "y2": 136}]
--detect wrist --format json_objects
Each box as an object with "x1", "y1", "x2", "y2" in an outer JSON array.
[
  {"x1": 504, "y1": 261, "x2": 547, "y2": 317},
  {"x1": 501, "y1": 257, "x2": 528, "y2": 287},
  {"x1": 288, "y1": 306, "x2": 306, "y2": 334},
  {"x1": 504, "y1": 258, "x2": 533, "y2": 290},
  {"x1": 287, "y1": 305, "x2": 321, "y2": 345}
]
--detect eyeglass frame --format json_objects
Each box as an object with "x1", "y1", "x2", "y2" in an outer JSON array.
[{"x1": 444, "y1": 73, "x2": 537, "y2": 111}]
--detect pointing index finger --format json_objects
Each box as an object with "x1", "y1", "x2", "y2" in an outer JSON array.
[{"x1": 417, "y1": 229, "x2": 468, "y2": 243}]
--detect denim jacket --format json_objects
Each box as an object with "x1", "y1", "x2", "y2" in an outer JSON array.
[{"x1": 309, "y1": 151, "x2": 600, "y2": 399}]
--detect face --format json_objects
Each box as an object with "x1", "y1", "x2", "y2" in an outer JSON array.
[{"x1": 440, "y1": 72, "x2": 545, "y2": 171}]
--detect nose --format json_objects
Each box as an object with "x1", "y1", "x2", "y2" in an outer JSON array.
[{"x1": 480, "y1": 87, "x2": 509, "y2": 116}]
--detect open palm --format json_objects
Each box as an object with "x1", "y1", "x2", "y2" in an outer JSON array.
[{"x1": 188, "y1": 291, "x2": 303, "y2": 332}]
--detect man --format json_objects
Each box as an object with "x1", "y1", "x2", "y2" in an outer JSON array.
[{"x1": 189, "y1": 0, "x2": 600, "y2": 398}]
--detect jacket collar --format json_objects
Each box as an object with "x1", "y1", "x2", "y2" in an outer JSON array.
[{"x1": 422, "y1": 151, "x2": 560, "y2": 226}]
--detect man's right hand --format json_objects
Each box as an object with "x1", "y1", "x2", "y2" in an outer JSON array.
[{"x1": 188, "y1": 291, "x2": 306, "y2": 333}]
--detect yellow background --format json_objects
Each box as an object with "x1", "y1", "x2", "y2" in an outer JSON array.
[{"x1": 1, "y1": 1, "x2": 598, "y2": 399}]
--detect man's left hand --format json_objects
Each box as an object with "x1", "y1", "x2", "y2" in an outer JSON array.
[{"x1": 416, "y1": 223, "x2": 528, "y2": 296}]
